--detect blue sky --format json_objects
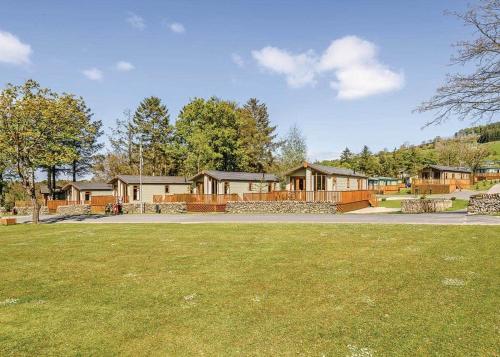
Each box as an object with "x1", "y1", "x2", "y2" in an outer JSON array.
[{"x1": 0, "y1": 0, "x2": 475, "y2": 160}]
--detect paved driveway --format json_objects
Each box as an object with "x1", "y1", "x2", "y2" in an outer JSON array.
[{"x1": 12, "y1": 212, "x2": 500, "y2": 225}]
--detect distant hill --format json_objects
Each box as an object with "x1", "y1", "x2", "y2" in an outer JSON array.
[{"x1": 454, "y1": 122, "x2": 500, "y2": 143}]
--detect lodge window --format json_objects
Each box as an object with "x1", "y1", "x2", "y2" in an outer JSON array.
[
  {"x1": 248, "y1": 182, "x2": 253, "y2": 191},
  {"x1": 164, "y1": 185, "x2": 170, "y2": 194},
  {"x1": 268, "y1": 183, "x2": 273, "y2": 192},
  {"x1": 224, "y1": 182, "x2": 230, "y2": 194},
  {"x1": 347, "y1": 178, "x2": 350, "y2": 189},
  {"x1": 313, "y1": 174, "x2": 326, "y2": 191},
  {"x1": 133, "y1": 186, "x2": 139, "y2": 201},
  {"x1": 84, "y1": 192, "x2": 91, "y2": 201}
]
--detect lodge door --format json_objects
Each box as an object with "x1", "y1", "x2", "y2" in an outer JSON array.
[{"x1": 291, "y1": 177, "x2": 305, "y2": 191}]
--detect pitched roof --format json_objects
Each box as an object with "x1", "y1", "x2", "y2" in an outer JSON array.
[
  {"x1": 425, "y1": 165, "x2": 471, "y2": 173},
  {"x1": 285, "y1": 162, "x2": 368, "y2": 178},
  {"x1": 62, "y1": 182, "x2": 113, "y2": 191},
  {"x1": 368, "y1": 176, "x2": 399, "y2": 181},
  {"x1": 109, "y1": 175, "x2": 191, "y2": 185},
  {"x1": 191, "y1": 170, "x2": 279, "y2": 182}
]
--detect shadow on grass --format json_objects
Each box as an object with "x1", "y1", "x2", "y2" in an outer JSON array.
[{"x1": 20, "y1": 214, "x2": 108, "y2": 224}]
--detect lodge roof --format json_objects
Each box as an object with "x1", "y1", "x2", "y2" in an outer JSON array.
[
  {"x1": 108, "y1": 175, "x2": 192, "y2": 185},
  {"x1": 190, "y1": 170, "x2": 279, "y2": 182},
  {"x1": 285, "y1": 162, "x2": 368, "y2": 178},
  {"x1": 425, "y1": 165, "x2": 471, "y2": 173},
  {"x1": 62, "y1": 182, "x2": 113, "y2": 191}
]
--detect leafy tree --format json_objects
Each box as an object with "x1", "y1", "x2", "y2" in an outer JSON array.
[
  {"x1": 133, "y1": 97, "x2": 174, "y2": 176},
  {"x1": 175, "y1": 98, "x2": 243, "y2": 175},
  {"x1": 416, "y1": 0, "x2": 500, "y2": 124},
  {"x1": 278, "y1": 125, "x2": 307, "y2": 171},
  {"x1": 68, "y1": 104, "x2": 103, "y2": 182},
  {"x1": 435, "y1": 139, "x2": 462, "y2": 166},
  {"x1": 463, "y1": 139, "x2": 491, "y2": 181},
  {"x1": 92, "y1": 152, "x2": 137, "y2": 181},
  {"x1": 0, "y1": 80, "x2": 95, "y2": 223}
]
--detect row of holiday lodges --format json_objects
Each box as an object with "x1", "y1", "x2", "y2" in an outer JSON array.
[
  {"x1": 42, "y1": 162, "x2": 500, "y2": 205},
  {"x1": 58, "y1": 162, "x2": 372, "y2": 204}
]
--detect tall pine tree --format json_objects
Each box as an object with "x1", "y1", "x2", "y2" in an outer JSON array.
[{"x1": 132, "y1": 97, "x2": 174, "y2": 176}]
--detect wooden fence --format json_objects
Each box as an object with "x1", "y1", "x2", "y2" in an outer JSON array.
[
  {"x1": 153, "y1": 193, "x2": 240, "y2": 204},
  {"x1": 474, "y1": 173, "x2": 500, "y2": 182},
  {"x1": 90, "y1": 195, "x2": 117, "y2": 213}
]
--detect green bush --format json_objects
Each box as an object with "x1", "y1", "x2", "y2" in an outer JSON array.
[
  {"x1": 451, "y1": 196, "x2": 456, "y2": 201},
  {"x1": 381, "y1": 198, "x2": 387, "y2": 201}
]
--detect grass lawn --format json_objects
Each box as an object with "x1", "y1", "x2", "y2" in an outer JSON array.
[
  {"x1": 472, "y1": 179, "x2": 499, "y2": 191},
  {"x1": 0, "y1": 224, "x2": 498, "y2": 355},
  {"x1": 379, "y1": 199, "x2": 469, "y2": 211}
]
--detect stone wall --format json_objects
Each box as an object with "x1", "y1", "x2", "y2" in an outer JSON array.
[
  {"x1": 225, "y1": 201, "x2": 337, "y2": 214},
  {"x1": 468, "y1": 193, "x2": 500, "y2": 215},
  {"x1": 157, "y1": 202, "x2": 187, "y2": 214},
  {"x1": 401, "y1": 199, "x2": 452, "y2": 214},
  {"x1": 56, "y1": 204, "x2": 91, "y2": 216},
  {"x1": 14, "y1": 206, "x2": 49, "y2": 216},
  {"x1": 120, "y1": 202, "x2": 187, "y2": 214},
  {"x1": 121, "y1": 203, "x2": 143, "y2": 214}
]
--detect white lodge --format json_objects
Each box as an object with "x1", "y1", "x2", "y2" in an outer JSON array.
[
  {"x1": 190, "y1": 170, "x2": 279, "y2": 197},
  {"x1": 285, "y1": 162, "x2": 368, "y2": 192},
  {"x1": 108, "y1": 175, "x2": 192, "y2": 203}
]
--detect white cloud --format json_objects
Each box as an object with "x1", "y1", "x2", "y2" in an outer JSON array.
[
  {"x1": 126, "y1": 12, "x2": 145, "y2": 30},
  {"x1": 231, "y1": 53, "x2": 245, "y2": 67},
  {"x1": 115, "y1": 61, "x2": 134, "y2": 71},
  {"x1": 252, "y1": 35, "x2": 404, "y2": 99},
  {"x1": 82, "y1": 68, "x2": 103, "y2": 81},
  {"x1": 0, "y1": 31, "x2": 32, "y2": 65},
  {"x1": 252, "y1": 47, "x2": 317, "y2": 88},
  {"x1": 169, "y1": 22, "x2": 185, "y2": 34}
]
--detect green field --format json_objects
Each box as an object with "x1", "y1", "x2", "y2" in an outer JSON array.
[
  {"x1": 0, "y1": 224, "x2": 499, "y2": 355},
  {"x1": 485, "y1": 140, "x2": 500, "y2": 161}
]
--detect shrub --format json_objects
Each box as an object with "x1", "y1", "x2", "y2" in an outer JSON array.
[
  {"x1": 420, "y1": 195, "x2": 426, "y2": 200},
  {"x1": 450, "y1": 196, "x2": 456, "y2": 201},
  {"x1": 381, "y1": 198, "x2": 387, "y2": 201}
]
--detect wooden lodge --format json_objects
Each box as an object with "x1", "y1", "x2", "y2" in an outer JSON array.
[
  {"x1": 475, "y1": 163, "x2": 500, "y2": 182},
  {"x1": 189, "y1": 170, "x2": 279, "y2": 196},
  {"x1": 412, "y1": 165, "x2": 471, "y2": 194},
  {"x1": 62, "y1": 182, "x2": 114, "y2": 204},
  {"x1": 368, "y1": 177, "x2": 403, "y2": 194},
  {"x1": 108, "y1": 175, "x2": 192, "y2": 203},
  {"x1": 285, "y1": 162, "x2": 368, "y2": 191}
]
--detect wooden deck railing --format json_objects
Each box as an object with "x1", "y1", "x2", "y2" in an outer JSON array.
[
  {"x1": 413, "y1": 178, "x2": 470, "y2": 186},
  {"x1": 474, "y1": 173, "x2": 500, "y2": 181},
  {"x1": 153, "y1": 193, "x2": 240, "y2": 204},
  {"x1": 243, "y1": 190, "x2": 376, "y2": 204}
]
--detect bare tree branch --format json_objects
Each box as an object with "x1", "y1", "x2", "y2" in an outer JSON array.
[{"x1": 416, "y1": 0, "x2": 500, "y2": 126}]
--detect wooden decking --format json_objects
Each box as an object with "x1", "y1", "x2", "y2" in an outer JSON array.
[
  {"x1": 474, "y1": 173, "x2": 500, "y2": 182},
  {"x1": 412, "y1": 178, "x2": 471, "y2": 194}
]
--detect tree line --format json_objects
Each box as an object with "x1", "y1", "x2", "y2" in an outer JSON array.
[
  {"x1": 92, "y1": 96, "x2": 292, "y2": 179},
  {"x1": 0, "y1": 80, "x2": 307, "y2": 222},
  {"x1": 320, "y1": 135, "x2": 491, "y2": 178}
]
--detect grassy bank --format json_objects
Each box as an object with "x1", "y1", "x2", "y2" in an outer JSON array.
[
  {"x1": 379, "y1": 199, "x2": 469, "y2": 211},
  {"x1": 0, "y1": 224, "x2": 498, "y2": 355}
]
